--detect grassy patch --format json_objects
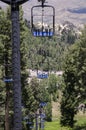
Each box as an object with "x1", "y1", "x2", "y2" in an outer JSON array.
[
  {"x1": 44, "y1": 114, "x2": 86, "y2": 130},
  {"x1": 74, "y1": 114, "x2": 86, "y2": 130},
  {"x1": 45, "y1": 120, "x2": 72, "y2": 130}
]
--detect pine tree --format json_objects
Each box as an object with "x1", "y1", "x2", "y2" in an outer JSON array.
[
  {"x1": 60, "y1": 26, "x2": 86, "y2": 127},
  {"x1": 0, "y1": 7, "x2": 12, "y2": 130},
  {"x1": 0, "y1": 6, "x2": 34, "y2": 129}
]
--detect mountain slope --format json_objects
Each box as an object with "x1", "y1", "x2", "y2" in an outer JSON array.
[{"x1": 0, "y1": 0, "x2": 86, "y2": 26}]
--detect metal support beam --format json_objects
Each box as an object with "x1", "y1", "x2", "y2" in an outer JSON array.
[
  {"x1": 0, "y1": 0, "x2": 29, "y2": 5},
  {"x1": 11, "y1": 3, "x2": 22, "y2": 129}
]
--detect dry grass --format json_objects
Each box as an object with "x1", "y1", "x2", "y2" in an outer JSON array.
[{"x1": 52, "y1": 101, "x2": 61, "y2": 119}]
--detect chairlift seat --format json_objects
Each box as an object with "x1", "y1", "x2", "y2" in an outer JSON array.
[
  {"x1": 31, "y1": 4, "x2": 55, "y2": 37},
  {"x1": 37, "y1": 73, "x2": 48, "y2": 79}
]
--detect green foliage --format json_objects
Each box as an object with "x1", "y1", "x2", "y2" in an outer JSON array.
[
  {"x1": 47, "y1": 74, "x2": 59, "y2": 102},
  {"x1": 39, "y1": 79, "x2": 51, "y2": 102},
  {"x1": 61, "y1": 29, "x2": 77, "y2": 44},
  {"x1": 0, "y1": 6, "x2": 31, "y2": 129},
  {"x1": 0, "y1": 8, "x2": 12, "y2": 128},
  {"x1": 0, "y1": 5, "x2": 81, "y2": 129},
  {"x1": 45, "y1": 114, "x2": 86, "y2": 130},
  {"x1": 27, "y1": 36, "x2": 68, "y2": 71},
  {"x1": 45, "y1": 102, "x2": 52, "y2": 122},
  {"x1": 48, "y1": 74, "x2": 57, "y2": 94},
  {"x1": 60, "y1": 26, "x2": 86, "y2": 127}
]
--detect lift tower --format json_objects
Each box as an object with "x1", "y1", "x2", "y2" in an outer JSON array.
[{"x1": 0, "y1": 0, "x2": 29, "y2": 130}]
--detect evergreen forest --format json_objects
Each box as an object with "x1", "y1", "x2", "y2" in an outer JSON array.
[{"x1": 0, "y1": 6, "x2": 86, "y2": 130}]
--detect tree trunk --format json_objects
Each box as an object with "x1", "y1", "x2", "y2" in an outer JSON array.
[
  {"x1": 4, "y1": 49, "x2": 10, "y2": 130},
  {"x1": 5, "y1": 90, "x2": 10, "y2": 130}
]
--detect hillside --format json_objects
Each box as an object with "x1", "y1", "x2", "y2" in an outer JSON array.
[{"x1": 0, "y1": 0, "x2": 86, "y2": 26}]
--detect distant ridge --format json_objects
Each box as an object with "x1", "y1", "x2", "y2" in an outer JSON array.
[
  {"x1": 68, "y1": 8, "x2": 86, "y2": 14},
  {"x1": 0, "y1": 0, "x2": 86, "y2": 26}
]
